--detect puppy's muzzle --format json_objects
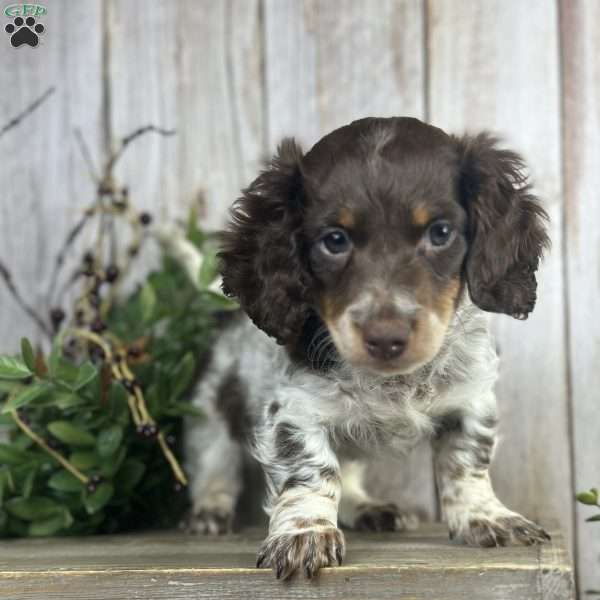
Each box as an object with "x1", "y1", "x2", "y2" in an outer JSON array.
[{"x1": 361, "y1": 318, "x2": 413, "y2": 361}]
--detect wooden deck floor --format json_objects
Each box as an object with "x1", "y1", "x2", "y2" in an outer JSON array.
[{"x1": 0, "y1": 524, "x2": 574, "y2": 599}]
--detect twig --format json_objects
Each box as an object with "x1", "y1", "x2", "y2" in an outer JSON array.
[
  {"x1": 74, "y1": 128, "x2": 100, "y2": 183},
  {"x1": 46, "y1": 213, "x2": 91, "y2": 311},
  {"x1": 0, "y1": 87, "x2": 55, "y2": 140},
  {"x1": 104, "y1": 125, "x2": 175, "y2": 176},
  {"x1": 0, "y1": 261, "x2": 51, "y2": 337},
  {"x1": 11, "y1": 409, "x2": 89, "y2": 484}
]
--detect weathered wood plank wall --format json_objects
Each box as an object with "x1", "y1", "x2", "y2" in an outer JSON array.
[
  {"x1": 561, "y1": 0, "x2": 600, "y2": 592},
  {"x1": 0, "y1": 0, "x2": 596, "y2": 593}
]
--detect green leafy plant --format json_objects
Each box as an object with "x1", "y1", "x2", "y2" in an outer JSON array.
[
  {"x1": 0, "y1": 124, "x2": 236, "y2": 536},
  {"x1": 0, "y1": 245, "x2": 235, "y2": 537},
  {"x1": 576, "y1": 488, "x2": 600, "y2": 595}
]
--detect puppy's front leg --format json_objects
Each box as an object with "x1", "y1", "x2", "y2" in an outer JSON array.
[
  {"x1": 433, "y1": 405, "x2": 550, "y2": 547},
  {"x1": 255, "y1": 417, "x2": 344, "y2": 579}
]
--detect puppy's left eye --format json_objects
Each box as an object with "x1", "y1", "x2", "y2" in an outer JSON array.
[
  {"x1": 321, "y1": 229, "x2": 352, "y2": 255},
  {"x1": 426, "y1": 220, "x2": 454, "y2": 247}
]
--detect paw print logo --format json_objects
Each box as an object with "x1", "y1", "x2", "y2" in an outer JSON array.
[{"x1": 5, "y1": 16, "x2": 45, "y2": 48}]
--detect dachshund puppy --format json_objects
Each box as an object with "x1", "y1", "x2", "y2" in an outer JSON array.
[{"x1": 184, "y1": 117, "x2": 551, "y2": 579}]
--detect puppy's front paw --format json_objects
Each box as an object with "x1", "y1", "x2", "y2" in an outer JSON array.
[
  {"x1": 354, "y1": 502, "x2": 419, "y2": 532},
  {"x1": 185, "y1": 506, "x2": 233, "y2": 535},
  {"x1": 453, "y1": 513, "x2": 551, "y2": 547},
  {"x1": 256, "y1": 524, "x2": 345, "y2": 579}
]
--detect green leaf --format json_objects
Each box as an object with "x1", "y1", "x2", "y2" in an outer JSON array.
[
  {"x1": 165, "y1": 402, "x2": 204, "y2": 418},
  {"x1": 48, "y1": 470, "x2": 85, "y2": 492},
  {"x1": 1, "y1": 382, "x2": 52, "y2": 413},
  {"x1": 198, "y1": 246, "x2": 218, "y2": 288},
  {"x1": 169, "y1": 353, "x2": 195, "y2": 401},
  {"x1": 586, "y1": 514, "x2": 600, "y2": 523},
  {"x1": 140, "y1": 283, "x2": 157, "y2": 323},
  {"x1": 54, "y1": 392, "x2": 87, "y2": 409},
  {"x1": 202, "y1": 290, "x2": 238, "y2": 311},
  {"x1": 96, "y1": 425, "x2": 123, "y2": 458},
  {"x1": 0, "y1": 356, "x2": 32, "y2": 380},
  {"x1": 47, "y1": 421, "x2": 95, "y2": 447},
  {"x1": 4, "y1": 496, "x2": 63, "y2": 520},
  {"x1": 29, "y1": 509, "x2": 73, "y2": 536},
  {"x1": 20, "y1": 338, "x2": 35, "y2": 372},
  {"x1": 69, "y1": 451, "x2": 99, "y2": 470},
  {"x1": 83, "y1": 482, "x2": 114, "y2": 514},
  {"x1": 115, "y1": 460, "x2": 145, "y2": 492},
  {"x1": 0, "y1": 443, "x2": 31, "y2": 465},
  {"x1": 577, "y1": 491, "x2": 599, "y2": 506},
  {"x1": 100, "y1": 446, "x2": 126, "y2": 478},
  {"x1": 22, "y1": 467, "x2": 36, "y2": 498},
  {"x1": 72, "y1": 361, "x2": 98, "y2": 391}
]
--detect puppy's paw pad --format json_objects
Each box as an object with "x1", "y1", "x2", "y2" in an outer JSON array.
[
  {"x1": 456, "y1": 514, "x2": 550, "y2": 547},
  {"x1": 185, "y1": 507, "x2": 233, "y2": 535},
  {"x1": 256, "y1": 526, "x2": 345, "y2": 580},
  {"x1": 355, "y1": 502, "x2": 419, "y2": 532}
]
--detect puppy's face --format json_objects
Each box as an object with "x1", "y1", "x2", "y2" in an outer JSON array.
[
  {"x1": 220, "y1": 117, "x2": 549, "y2": 375},
  {"x1": 302, "y1": 120, "x2": 467, "y2": 375}
]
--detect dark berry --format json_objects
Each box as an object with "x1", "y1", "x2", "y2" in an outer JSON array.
[
  {"x1": 17, "y1": 410, "x2": 30, "y2": 426},
  {"x1": 121, "y1": 378, "x2": 137, "y2": 393},
  {"x1": 90, "y1": 318, "x2": 106, "y2": 333},
  {"x1": 50, "y1": 307, "x2": 66, "y2": 326},
  {"x1": 128, "y1": 245, "x2": 139, "y2": 257},
  {"x1": 90, "y1": 474, "x2": 103, "y2": 484},
  {"x1": 139, "y1": 212, "x2": 153, "y2": 226},
  {"x1": 173, "y1": 482, "x2": 184, "y2": 493},
  {"x1": 88, "y1": 292, "x2": 100, "y2": 308},
  {"x1": 136, "y1": 424, "x2": 146, "y2": 438},
  {"x1": 105, "y1": 265, "x2": 120, "y2": 283},
  {"x1": 146, "y1": 423, "x2": 159, "y2": 438},
  {"x1": 75, "y1": 310, "x2": 85, "y2": 325},
  {"x1": 86, "y1": 482, "x2": 97, "y2": 493},
  {"x1": 89, "y1": 345, "x2": 106, "y2": 362},
  {"x1": 127, "y1": 345, "x2": 142, "y2": 359},
  {"x1": 166, "y1": 434, "x2": 176, "y2": 447},
  {"x1": 83, "y1": 251, "x2": 94, "y2": 266},
  {"x1": 47, "y1": 437, "x2": 62, "y2": 450}
]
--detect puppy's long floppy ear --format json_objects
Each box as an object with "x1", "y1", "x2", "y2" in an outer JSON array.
[
  {"x1": 218, "y1": 139, "x2": 312, "y2": 344},
  {"x1": 455, "y1": 133, "x2": 550, "y2": 319}
]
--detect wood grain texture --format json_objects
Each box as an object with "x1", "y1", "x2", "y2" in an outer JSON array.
[
  {"x1": 427, "y1": 0, "x2": 573, "y2": 550},
  {"x1": 0, "y1": 524, "x2": 573, "y2": 599},
  {"x1": 108, "y1": 0, "x2": 265, "y2": 229},
  {"x1": 0, "y1": 0, "x2": 103, "y2": 353},
  {"x1": 561, "y1": 0, "x2": 600, "y2": 593},
  {"x1": 264, "y1": 0, "x2": 437, "y2": 520}
]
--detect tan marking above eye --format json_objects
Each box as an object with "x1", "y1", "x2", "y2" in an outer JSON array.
[
  {"x1": 338, "y1": 208, "x2": 355, "y2": 228},
  {"x1": 412, "y1": 206, "x2": 431, "y2": 227}
]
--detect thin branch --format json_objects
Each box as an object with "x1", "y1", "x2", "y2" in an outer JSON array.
[
  {"x1": 74, "y1": 128, "x2": 100, "y2": 183},
  {"x1": 11, "y1": 409, "x2": 89, "y2": 484},
  {"x1": 0, "y1": 87, "x2": 55, "y2": 140},
  {"x1": 0, "y1": 261, "x2": 51, "y2": 337},
  {"x1": 104, "y1": 125, "x2": 175, "y2": 176},
  {"x1": 46, "y1": 213, "x2": 91, "y2": 309}
]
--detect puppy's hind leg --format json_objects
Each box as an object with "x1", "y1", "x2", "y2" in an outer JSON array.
[
  {"x1": 184, "y1": 365, "x2": 247, "y2": 534},
  {"x1": 185, "y1": 417, "x2": 243, "y2": 534},
  {"x1": 338, "y1": 459, "x2": 419, "y2": 532}
]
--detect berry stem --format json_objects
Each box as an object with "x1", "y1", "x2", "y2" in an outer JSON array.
[{"x1": 10, "y1": 409, "x2": 89, "y2": 484}]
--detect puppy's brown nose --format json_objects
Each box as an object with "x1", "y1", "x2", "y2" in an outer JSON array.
[{"x1": 363, "y1": 320, "x2": 411, "y2": 361}]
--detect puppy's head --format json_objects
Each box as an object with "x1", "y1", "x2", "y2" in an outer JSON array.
[{"x1": 219, "y1": 117, "x2": 549, "y2": 376}]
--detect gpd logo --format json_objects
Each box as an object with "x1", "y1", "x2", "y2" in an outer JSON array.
[{"x1": 4, "y1": 4, "x2": 46, "y2": 47}]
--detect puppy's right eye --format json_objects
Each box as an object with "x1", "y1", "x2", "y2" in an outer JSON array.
[{"x1": 321, "y1": 229, "x2": 352, "y2": 255}]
